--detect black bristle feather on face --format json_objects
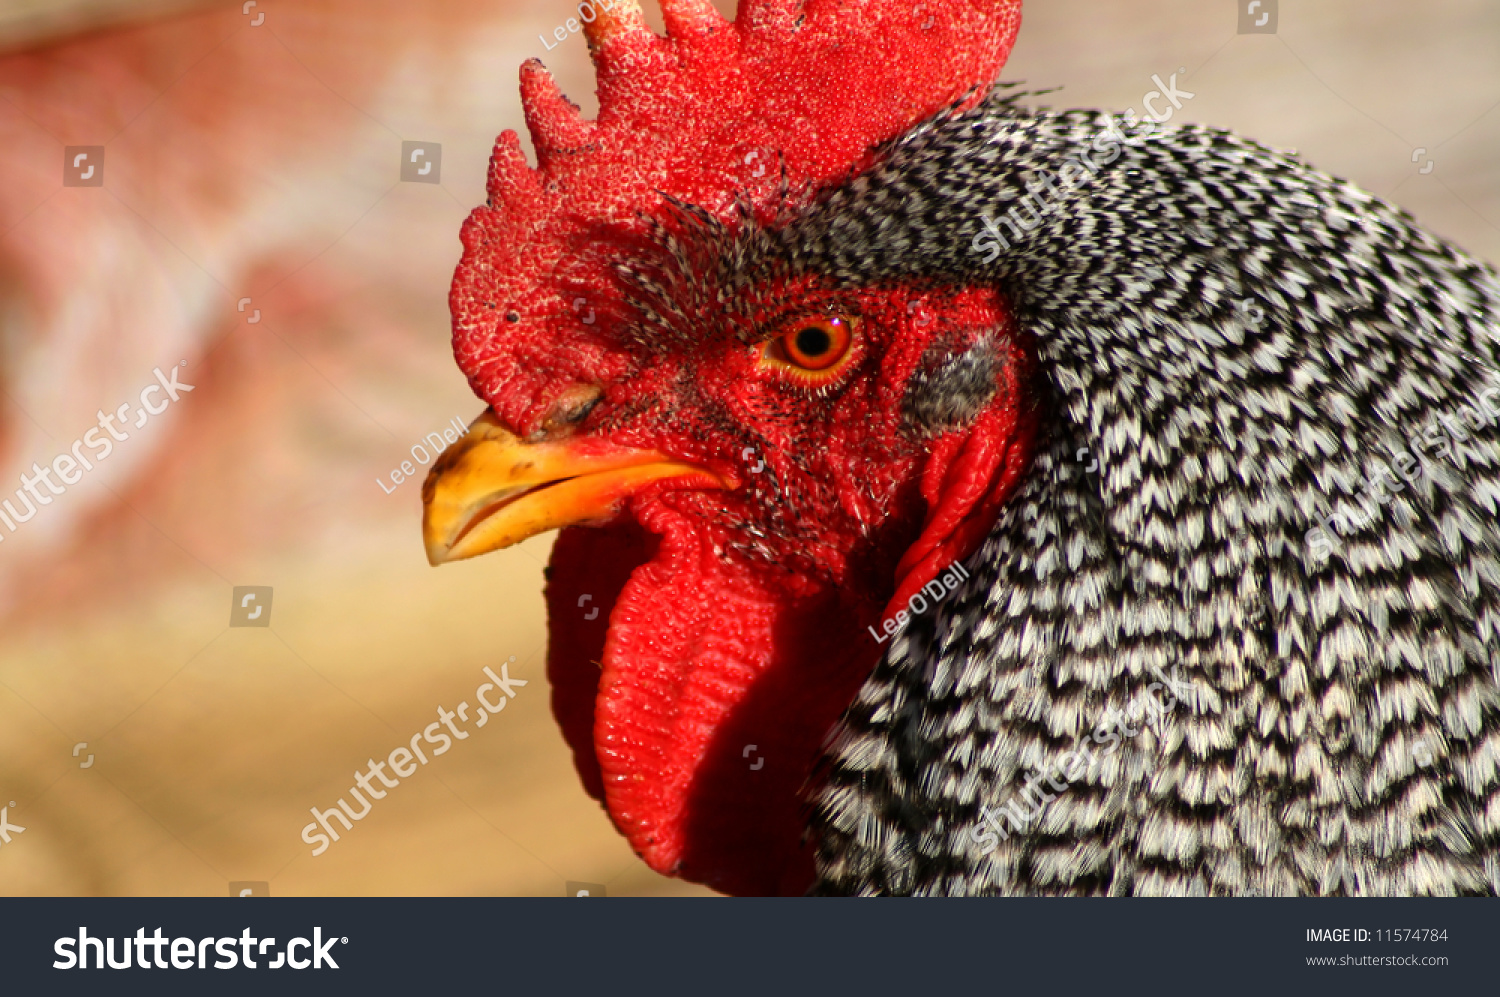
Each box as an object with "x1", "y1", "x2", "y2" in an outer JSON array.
[{"x1": 799, "y1": 86, "x2": 1500, "y2": 896}]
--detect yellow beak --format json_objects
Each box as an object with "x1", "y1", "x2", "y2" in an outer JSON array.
[{"x1": 422, "y1": 410, "x2": 722, "y2": 565}]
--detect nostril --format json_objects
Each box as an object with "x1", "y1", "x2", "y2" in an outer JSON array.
[
  {"x1": 539, "y1": 385, "x2": 604, "y2": 437},
  {"x1": 567, "y1": 393, "x2": 602, "y2": 424}
]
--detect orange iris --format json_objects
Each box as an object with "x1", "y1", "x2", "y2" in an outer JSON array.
[{"x1": 765, "y1": 316, "x2": 855, "y2": 377}]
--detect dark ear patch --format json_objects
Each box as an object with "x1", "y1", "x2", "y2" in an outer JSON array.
[{"x1": 902, "y1": 338, "x2": 999, "y2": 435}]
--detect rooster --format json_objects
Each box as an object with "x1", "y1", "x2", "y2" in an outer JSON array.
[{"x1": 421, "y1": 0, "x2": 1500, "y2": 896}]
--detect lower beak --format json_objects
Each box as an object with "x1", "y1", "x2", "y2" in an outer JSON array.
[{"x1": 422, "y1": 410, "x2": 722, "y2": 565}]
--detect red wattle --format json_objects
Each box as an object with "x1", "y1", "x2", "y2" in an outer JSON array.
[
  {"x1": 545, "y1": 522, "x2": 660, "y2": 803},
  {"x1": 546, "y1": 500, "x2": 890, "y2": 896}
]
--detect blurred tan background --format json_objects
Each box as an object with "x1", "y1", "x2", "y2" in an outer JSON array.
[{"x1": 0, "y1": 0, "x2": 1494, "y2": 896}]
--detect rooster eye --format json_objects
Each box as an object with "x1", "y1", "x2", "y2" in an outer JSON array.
[{"x1": 764, "y1": 316, "x2": 855, "y2": 378}]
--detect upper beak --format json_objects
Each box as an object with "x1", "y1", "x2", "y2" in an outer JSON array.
[{"x1": 422, "y1": 410, "x2": 724, "y2": 565}]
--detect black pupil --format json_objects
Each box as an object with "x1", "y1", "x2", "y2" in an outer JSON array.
[{"x1": 794, "y1": 326, "x2": 832, "y2": 358}]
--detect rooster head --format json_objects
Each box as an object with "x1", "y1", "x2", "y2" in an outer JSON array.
[{"x1": 423, "y1": 0, "x2": 1031, "y2": 895}]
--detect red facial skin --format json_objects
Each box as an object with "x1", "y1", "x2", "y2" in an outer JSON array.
[{"x1": 540, "y1": 283, "x2": 1038, "y2": 895}]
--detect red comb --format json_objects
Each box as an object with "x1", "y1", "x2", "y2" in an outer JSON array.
[{"x1": 451, "y1": 0, "x2": 1023, "y2": 415}]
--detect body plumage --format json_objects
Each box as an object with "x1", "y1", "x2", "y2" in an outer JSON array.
[{"x1": 810, "y1": 90, "x2": 1500, "y2": 895}]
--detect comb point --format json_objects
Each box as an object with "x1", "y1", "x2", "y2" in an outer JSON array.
[
  {"x1": 660, "y1": 0, "x2": 727, "y2": 38},
  {"x1": 582, "y1": 0, "x2": 651, "y2": 48},
  {"x1": 482, "y1": 131, "x2": 542, "y2": 209},
  {"x1": 735, "y1": 0, "x2": 801, "y2": 36},
  {"x1": 520, "y1": 60, "x2": 595, "y2": 160}
]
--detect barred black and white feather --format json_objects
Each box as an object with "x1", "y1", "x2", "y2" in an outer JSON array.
[{"x1": 796, "y1": 86, "x2": 1500, "y2": 896}]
